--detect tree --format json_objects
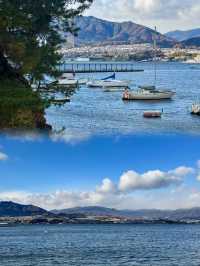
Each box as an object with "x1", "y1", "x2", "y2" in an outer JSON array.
[{"x1": 0, "y1": 0, "x2": 93, "y2": 84}]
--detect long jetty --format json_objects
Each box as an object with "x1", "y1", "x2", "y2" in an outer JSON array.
[{"x1": 58, "y1": 62, "x2": 144, "y2": 73}]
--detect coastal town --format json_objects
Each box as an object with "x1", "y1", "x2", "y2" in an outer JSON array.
[{"x1": 60, "y1": 43, "x2": 200, "y2": 63}]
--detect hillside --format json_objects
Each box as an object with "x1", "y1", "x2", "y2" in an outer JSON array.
[
  {"x1": 0, "y1": 201, "x2": 49, "y2": 217},
  {"x1": 74, "y1": 16, "x2": 175, "y2": 47},
  {"x1": 2, "y1": 202, "x2": 200, "y2": 221},
  {"x1": 166, "y1": 28, "x2": 200, "y2": 42},
  {"x1": 53, "y1": 206, "x2": 200, "y2": 220},
  {"x1": 181, "y1": 36, "x2": 200, "y2": 47}
]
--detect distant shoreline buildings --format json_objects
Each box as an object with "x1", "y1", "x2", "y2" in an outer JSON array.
[{"x1": 60, "y1": 43, "x2": 200, "y2": 63}]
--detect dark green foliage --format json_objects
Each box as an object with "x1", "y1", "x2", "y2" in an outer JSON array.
[
  {"x1": 0, "y1": 0, "x2": 93, "y2": 83},
  {"x1": 0, "y1": 79, "x2": 51, "y2": 129}
]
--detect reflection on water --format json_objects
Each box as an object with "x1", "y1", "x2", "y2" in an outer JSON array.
[{"x1": 46, "y1": 62, "x2": 200, "y2": 137}]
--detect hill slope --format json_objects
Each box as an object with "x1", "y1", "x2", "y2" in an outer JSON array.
[
  {"x1": 75, "y1": 16, "x2": 175, "y2": 47},
  {"x1": 181, "y1": 36, "x2": 200, "y2": 47},
  {"x1": 0, "y1": 201, "x2": 49, "y2": 217},
  {"x1": 166, "y1": 28, "x2": 200, "y2": 42},
  {"x1": 53, "y1": 206, "x2": 200, "y2": 220}
]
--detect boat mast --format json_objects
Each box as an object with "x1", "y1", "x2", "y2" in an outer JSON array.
[{"x1": 154, "y1": 26, "x2": 157, "y2": 87}]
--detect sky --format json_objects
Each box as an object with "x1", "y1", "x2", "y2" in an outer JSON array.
[
  {"x1": 84, "y1": 0, "x2": 200, "y2": 33},
  {"x1": 1, "y1": 133, "x2": 200, "y2": 210}
]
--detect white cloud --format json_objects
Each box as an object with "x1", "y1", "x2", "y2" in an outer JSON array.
[
  {"x1": 85, "y1": 0, "x2": 200, "y2": 32},
  {"x1": 118, "y1": 167, "x2": 193, "y2": 192},
  {"x1": 0, "y1": 152, "x2": 8, "y2": 161},
  {"x1": 0, "y1": 165, "x2": 195, "y2": 210},
  {"x1": 96, "y1": 178, "x2": 117, "y2": 194}
]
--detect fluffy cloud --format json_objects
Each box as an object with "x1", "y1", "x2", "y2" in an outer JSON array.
[
  {"x1": 0, "y1": 165, "x2": 195, "y2": 210},
  {"x1": 85, "y1": 0, "x2": 200, "y2": 32},
  {"x1": 96, "y1": 178, "x2": 117, "y2": 194},
  {"x1": 118, "y1": 167, "x2": 193, "y2": 192},
  {"x1": 0, "y1": 152, "x2": 8, "y2": 161}
]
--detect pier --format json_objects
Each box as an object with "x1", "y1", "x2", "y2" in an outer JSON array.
[{"x1": 58, "y1": 62, "x2": 144, "y2": 73}]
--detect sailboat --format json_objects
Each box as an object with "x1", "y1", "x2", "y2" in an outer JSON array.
[
  {"x1": 87, "y1": 73, "x2": 131, "y2": 88},
  {"x1": 122, "y1": 27, "x2": 175, "y2": 101}
]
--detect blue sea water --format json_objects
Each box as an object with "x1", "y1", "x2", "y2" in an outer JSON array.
[
  {"x1": 1, "y1": 224, "x2": 200, "y2": 266},
  {"x1": 46, "y1": 62, "x2": 200, "y2": 138}
]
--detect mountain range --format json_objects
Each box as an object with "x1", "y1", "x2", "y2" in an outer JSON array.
[
  {"x1": 0, "y1": 201, "x2": 49, "y2": 217},
  {"x1": 166, "y1": 28, "x2": 200, "y2": 42},
  {"x1": 181, "y1": 37, "x2": 200, "y2": 48},
  {"x1": 53, "y1": 206, "x2": 200, "y2": 220},
  {"x1": 2, "y1": 201, "x2": 200, "y2": 221},
  {"x1": 74, "y1": 16, "x2": 175, "y2": 47}
]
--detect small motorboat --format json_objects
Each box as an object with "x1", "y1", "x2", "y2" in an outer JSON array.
[
  {"x1": 103, "y1": 86, "x2": 129, "y2": 92},
  {"x1": 143, "y1": 110, "x2": 162, "y2": 118},
  {"x1": 78, "y1": 78, "x2": 88, "y2": 85},
  {"x1": 122, "y1": 86, "x2": 175, "y2": 101},
  {"x1": 87, "y1": 73, "x2": 131, "y2": 88},
  {"x1": 191, "y1": 103, "x2": 200, "y2": 116},
  {"x1": 57, "y1": 73, "x2": 78, "y2": 86},
  {"x1": 50, "y1": 97, "x2": 70, "y2": 104}
]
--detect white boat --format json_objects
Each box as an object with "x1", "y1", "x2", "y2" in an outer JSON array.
[
  {"x1": 78, "y1": 78, "x2": 88, "y2": 85},
  {"x1": 57, "y1": 73, "x2": 78, "y2": 86},
  {"x1": 88, "y1": 80, "x2": 130, "y2": 88},
  {"x1": 122, "y1": 27, "x2": 175, "y2": 101},
  {"x1": 103, "y1": 87, "x2": 127, "y2": 92},
  {"x1": 191, "y1": 103, "x2": 200, "y2": 115},
  {"x1": 122, "y1": 86, "x2": 175, "y2": 100},
  {"x1": 87, "y1": 73, "x2": 131, "y2": 88}
]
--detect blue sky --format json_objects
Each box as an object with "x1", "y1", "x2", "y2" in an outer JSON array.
[
  {"x1": 0, "y1": 133, "x2": 200, "y2": 210},
  {"x1": 85, "y1": 0, "x2": 200, "y2": 33}
]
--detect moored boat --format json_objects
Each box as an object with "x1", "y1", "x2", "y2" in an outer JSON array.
[
  {"x1": 57, "y1": 73, "x2": 78, "y2": 86},
  {"x1": 122, "y1": 87, "x2": 175, "y2": 101},
  {"x1": 87, "y1": 73, "x2": 131, "y2": 88},
  {"x1": 143, "y1": 110, "x2": 162, "y2": 118},
  {"x1": 191, "y1": 103, "x2": 200, "y2": 115}
]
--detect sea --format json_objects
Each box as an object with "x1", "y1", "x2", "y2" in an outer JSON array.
[
  {"x1": 1, "y1": 224, "x2": 200, "y2": 265},
  {"x1": 46, "y1": 62, "x2": 200, "y2": 139}
]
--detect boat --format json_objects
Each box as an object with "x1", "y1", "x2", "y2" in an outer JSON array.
[
  {"x1": 103, "y1": 86, "x2": 129, "y2": 92},
  {"x1": 87, "y1": 73, "x2": 131, "y2": 88},
  {"x1": 143, "y1": 110, "x2": 162, "y2": 118},
  {"x1": 0, "y1": 222, "x2": 13, "y2": 227},
  {"x1": 50, "y1": 97, "x2": 70, "y2": 104},
  {"x1": 57, "y1": 73, "x2": 78, "y2": 86},
  {"x1": 78, "y1": 78, "x2": 88, "y2": 85},
  {"x1": 122, "y1": 27, "x2": 175, "y2": 101},
  {"x1": 191, "y1": 103, "x2": 200, "y2": 115},
  {"x1": 122, "y1": 86, "x2": 175, "y2": 100}
]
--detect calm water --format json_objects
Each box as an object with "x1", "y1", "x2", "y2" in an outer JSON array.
[
  {"x1": 46, "y1": 62, "x2": 200, "y2": 139},
  {"x1": 1, "y1": 224, "x2": 200, "y2": 265}
]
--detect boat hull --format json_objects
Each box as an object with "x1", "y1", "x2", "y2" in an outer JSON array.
[
  {"x1": 123, "y1": 92, "x2": 175, "y2": 100},
  {"x1": 143, "y1": 111, "x2": 162, "y2": 118},
  {"x1": 87, "y1": 80, "x2": 130, "y2": 88}
]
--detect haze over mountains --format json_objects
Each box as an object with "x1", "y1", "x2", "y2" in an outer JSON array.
[
  {"x1": 74, "y1": 16, "x2": 175, "y2": 47},
  {"x1": 166, "y1": 28, "x2": 200, "y2": 42}
]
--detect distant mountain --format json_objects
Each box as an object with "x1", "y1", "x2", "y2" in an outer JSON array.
[
  {"x1": 74, "y1": 16, "x2": 175, "y2": 47},
  {"x1": 0, "y1": 201, "x2": 49, "y2": 217},
  {"x1": 181, "y1": 36, "x2": 200, "y2": 47},
  {"x1": 2, "y1": 202, "x2": 200, "y2": 221},
  {"x1": 166, "y1": 28, "x2": 200, "y2": 42},
  {"x1": 53, "y1": 206, "x2": 200, "y2": 220}
]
